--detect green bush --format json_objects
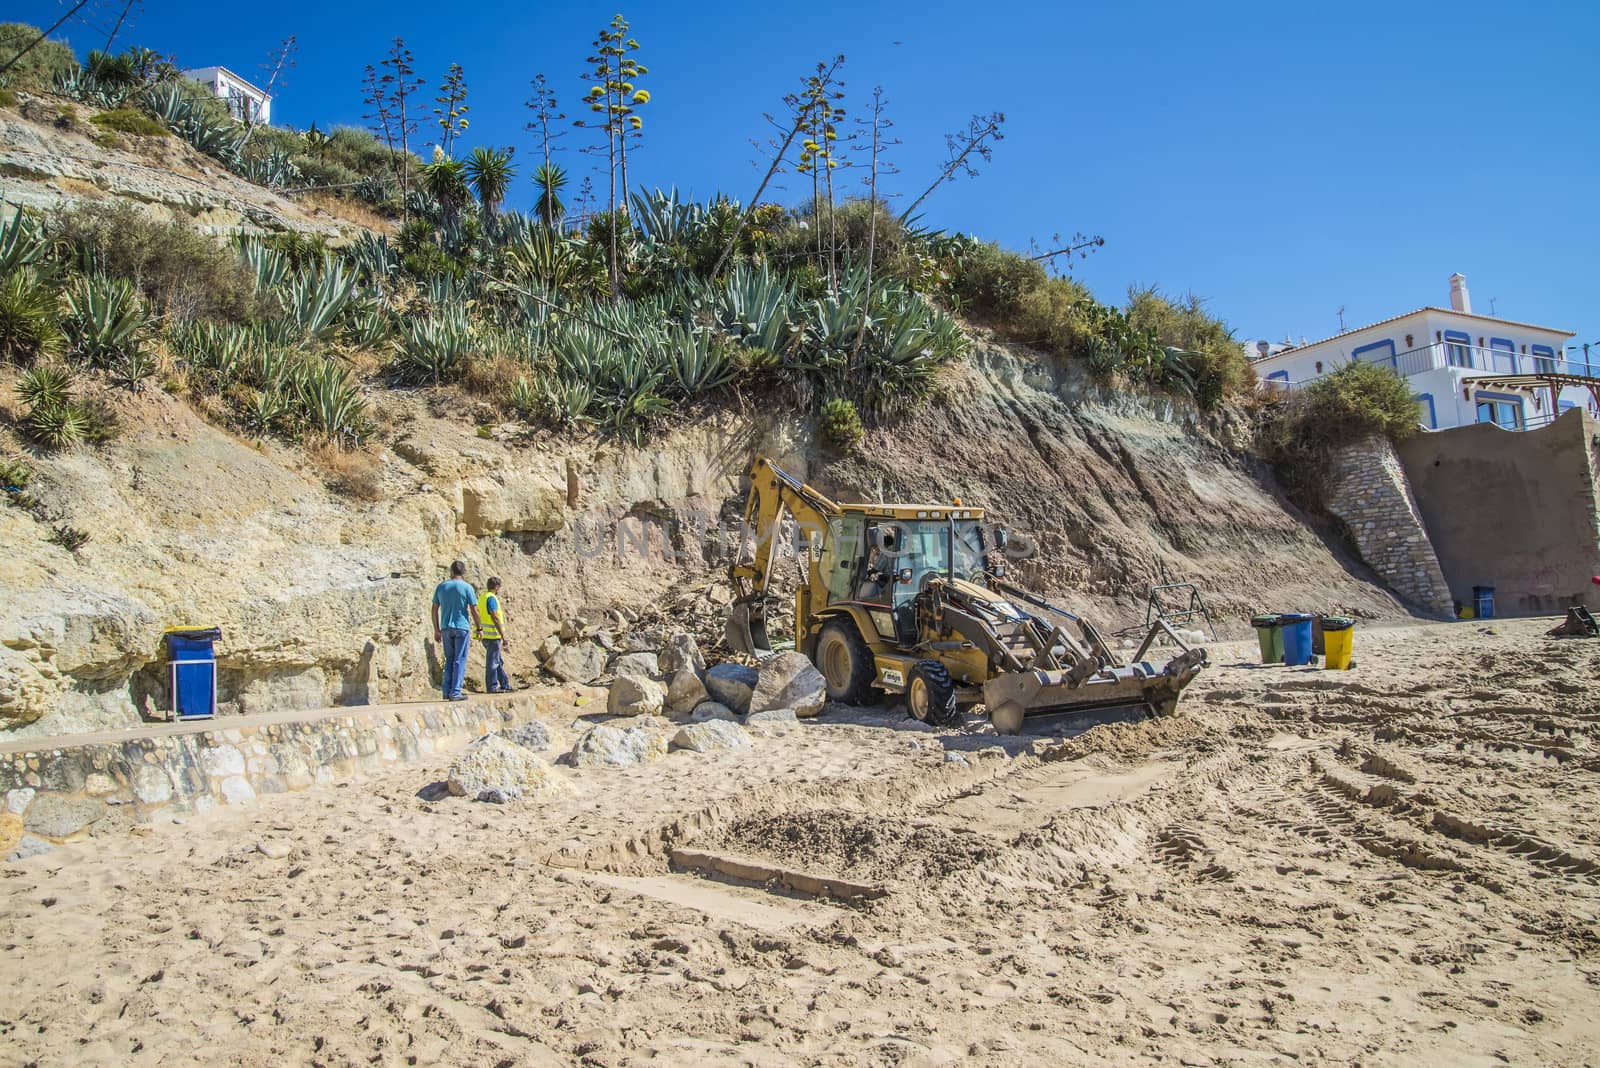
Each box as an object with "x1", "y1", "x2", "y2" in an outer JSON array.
[
  {"x1": 0, "y1": 268, "x2": 63, "y2": 364},
  {"x1": 0, "y1": 88, "x2": 16, "y2": 109},
  {"x1": 818, "y1": 397, "x2": 864, "y2": 452},
  {"x1": 1258, "y1": 361, "x2": 1423, "y2": 508},
  {"x1": 17, "y1": 364, "x2": 115, "y2": 449},
  {"x1": 89, "y1": 108, "x2": 169, "y2": 137},
  {"x1": 947, "y1": 239, "x2": 1049, "y2": 319},
  {"x1": 0, "y1": 23, "x2": 77, "y2": 93},
  {"x1": 51, "y1": 202, "x2": 259, "y2": 322},
  {"x1": 1125, "y1": 287, "x2": 1251, "y2": 409}
]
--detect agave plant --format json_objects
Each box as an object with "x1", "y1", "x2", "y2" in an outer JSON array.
[
  {"x1": 280, "y1": 259, "x2": 356, "y2": 340},
  {"x1": 0, "y1": 268, "x2": 65, "y2": 364},
  {"x1": 397, "y1": 309, "x2": 475, "y2": 384},
  {"x1": 243, "y1": 387, "x2": 293, "y2": 436},
  {"x1": 665, "y1": 324, "x2": 737, "y2": 396},
  {"x1": 297, "y1": 360, "x2": 370, "y2": 445},
  {"x1": 236, "y1": 237, "x2": 290, "y2": 295},
  {"x1": 715, "y1": 262, "x2": 796, "y2": 354},
  {"x1": 169, "y1": 320, "x2": 250, "y2": 387},
  {"x1": 106, "y1": 348, "x2": 158, "y2": 392},
  {"x1": 63, "y1": 275, "x2": 146, "y2": 368},
  {"x1": 237, "y1": 148, "x2": 301, "y2": 189},
  {"x1": 504, "y1": 227, "x2": 603, "y2": 297},
  {"x1": 144, "y1": 83, "x2": 245, "y2": 162},
  {"x1": 0, "y1": 207, "x2": 48, "y2": 275},
  {"x1": 345, "y1": 232, "x2": 397, "y2": 287}
]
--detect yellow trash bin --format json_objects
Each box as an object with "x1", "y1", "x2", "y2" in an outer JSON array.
[{"x1": 1322, "y1": 617, "x2": 1354, "y2": 670}]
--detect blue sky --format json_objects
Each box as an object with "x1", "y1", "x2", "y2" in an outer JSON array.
[{"x1": 19, "y1": 0, "x2": 1599, "y2": 347}]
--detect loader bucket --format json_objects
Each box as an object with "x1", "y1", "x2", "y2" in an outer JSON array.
[
  {"x1": 982, "y1": 646, "x2": 1207, "y2": 734},
  {"x1": 726, "y1": 598, "x2": 770, "y2": 658}
]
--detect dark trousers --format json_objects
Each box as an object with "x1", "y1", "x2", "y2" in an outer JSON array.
[{"x1": 483, "y1": 638, "x2": 510, "y2": 693}]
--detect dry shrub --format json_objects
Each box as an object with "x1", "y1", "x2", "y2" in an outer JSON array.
[
  {"x1": 301, "y1": 190, "x2": 394, "y2": 234},
  {"x1": 307, "y1": 441, "x2": 384, "y2": 502},
  {"x1": 462, "y1": 351, "x2": 523, "y2": 405}
]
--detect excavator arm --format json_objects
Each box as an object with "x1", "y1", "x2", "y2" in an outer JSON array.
[{"x1": 726, "y1": 458, "x2": 841, "y2": 657}]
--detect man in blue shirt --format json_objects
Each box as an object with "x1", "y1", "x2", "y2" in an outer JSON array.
[{"x1": 431, "y1": 560, "x2": 480, "y2": 701}]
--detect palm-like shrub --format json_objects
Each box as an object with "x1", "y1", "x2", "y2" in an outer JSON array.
[
  {"x1": 464, "y1": 146, "x2": 516, "y2": 220},
  {"x1": 532, "y1": 163, "x2": 566, "y2": 226},
  {"x1": 17, "y1": 364, "x2": 109, "y2": 448},
  {"x1": 421, "y1": 157, "x2": 471, "y2": 226},
  {"x1": 17, "y1": 365, "x2": 74, "y2": 409},
  {"x1": 0, "y1": 268, "x2": 64, "y2": 364},
  {"x1": 63, "y1": 274, "x2": 146, "y2": 367}
]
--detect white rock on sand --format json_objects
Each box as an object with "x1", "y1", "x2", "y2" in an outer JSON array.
[
  {"x1": 446, "y1": 734, "x2": 570, "y2": 801},
  {"x1": 670, "y1": 721, "x2": 754, "y2": 754},
  {"x1": 567, "y1": 724, "x2": 668, "y2": 768}
]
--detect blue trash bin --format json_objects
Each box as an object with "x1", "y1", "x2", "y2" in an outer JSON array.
[
  {"x1": 165, "y1": 627, "x2": 221, "y2": 720},
  {"x1": 1280, "y1": 613, "x2": 1315, "y2": 666},
  {"x1": 1473, "y1": 586, "x2": 1496, "y2": 620}
]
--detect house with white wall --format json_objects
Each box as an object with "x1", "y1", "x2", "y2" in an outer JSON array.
[
  {"x1": 1251, "y1": 274, "x2": 1595, "y2": 431},
  {"x1": 181, "y1": 66, "x2": 272, "y2": 125}
]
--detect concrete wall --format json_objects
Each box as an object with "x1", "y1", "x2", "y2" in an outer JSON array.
[
  {"x1": 0, "y1": 693, "x2": 549, "y2": 860},
  {"x1": 1325, "y1": 437, "x2": 1455, "y2": 618},
  {"x1": 1396, "y1": 409, "x2": 1600, "y2": 617}
]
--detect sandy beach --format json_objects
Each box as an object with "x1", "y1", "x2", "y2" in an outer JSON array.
[{"x1": 2, "y1": 615, "x2": 1596, "y2": 1066}]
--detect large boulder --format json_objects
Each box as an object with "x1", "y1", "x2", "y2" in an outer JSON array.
[
  {"x1": 447, "y1": 734, "x2": 570, "y2": 802},
  {"x1": 607, "y1": 674, "x2": 665, "y2": 717},
  {"x1": 666, "y1": 668, "x2": 709, "y2": 715},
  {"x1": 535, "y1": 634, "x2": 562, "y2": 662},
  {"x1": 747, "y1": 651, "x2": 827, "y2": 718},
  {"x1": 547, "y1": 641, "x2": 607, "y2": 685},
  {"x1": 659, "y1": 633, "x2": 706, "y2": 676},
  {"x1": 704, "y1": 663, "x2": 759, "y2": 714},
  {"x1": 610, "y1": 651, "x2": 660, "y2": 678},
  {"x1": 670, "y1": 721, "x2": 754, "y2": 754},
  {"x1": 568, "y1": 724, "x2": 668, "y2": 768}
]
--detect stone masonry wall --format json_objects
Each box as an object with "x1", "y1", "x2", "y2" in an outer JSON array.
[
  {"x1": 0, "y1": 693, "x2": 549, "y2": 861},
  {"x1": 1325, "y1": 436, "x2": 1455, "y2": 618}
]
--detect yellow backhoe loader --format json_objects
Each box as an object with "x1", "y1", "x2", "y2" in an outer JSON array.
[{"x1": 726, "y1": 457, "x2": 1207, "y2": 732}]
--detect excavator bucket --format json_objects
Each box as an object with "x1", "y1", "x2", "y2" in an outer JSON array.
[{"x1": 725, "y1": 598, "x2": 766, "y2": 658}]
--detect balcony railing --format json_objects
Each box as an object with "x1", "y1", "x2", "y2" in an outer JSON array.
[{"x1": 1358, "y1": 342, "x2": 1600, "y2": 379}]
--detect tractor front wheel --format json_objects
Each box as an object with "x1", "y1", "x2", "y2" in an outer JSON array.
[
  {"x1": 816, "y1": 619, "x2": 876, "y2": 704},
  {"x1": 907, "y1": 660, "x2": 959, "y2": 727}
]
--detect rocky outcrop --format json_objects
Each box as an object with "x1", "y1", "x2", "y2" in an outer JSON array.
[
  {"x1": 666, "y1": 669, "x2": 708, "y2": 714},
  {"x1": 0, "y1": 99, "x2": 354, "y2": 238}
]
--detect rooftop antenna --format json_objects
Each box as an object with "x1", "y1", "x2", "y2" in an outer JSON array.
[
  {"x1": 1489, "y1": 296, "x2": 1498, "y2": 316},
  {"x1": 1337, "y1": 305, "x2": 1346, "y2": 331}
]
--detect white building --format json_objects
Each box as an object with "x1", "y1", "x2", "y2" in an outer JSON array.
[
  {"x1": 1251, "y1": 274, "x2": 1596, "y2": 431},
  {"x1": 181, "y1": 66, "x2": 272, "y2": 125}
]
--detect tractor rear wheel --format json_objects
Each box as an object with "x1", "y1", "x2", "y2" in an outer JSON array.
[
  {"x1": 816, "y1": 619, "x2": 876, "y2": 704},
  {"x1": 907, "y1": 660, "x2": 959, "y2": 727}
]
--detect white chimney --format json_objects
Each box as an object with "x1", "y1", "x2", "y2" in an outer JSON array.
[{"x1": 1449, "y1": 273, "x2": 1472, "y2": 314}]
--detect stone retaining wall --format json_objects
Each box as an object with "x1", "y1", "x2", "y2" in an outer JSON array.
[
  {"x1": 0, "y1": 695, "x2": 546, "y2": 860},
  {"x1": 1325, "y1": 436, "x2": 1455, "y2": 618}
]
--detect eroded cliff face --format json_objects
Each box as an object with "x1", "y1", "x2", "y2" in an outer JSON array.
[{"x1": 0, "y1": 339, "x2": 1404, "y2": 738}]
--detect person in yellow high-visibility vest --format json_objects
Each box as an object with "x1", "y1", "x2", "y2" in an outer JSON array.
[{"x1": 475, "y1": 576, "x2": 512, "y2": 693}]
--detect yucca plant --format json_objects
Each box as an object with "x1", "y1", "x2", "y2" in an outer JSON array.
[
  {"x1": 465, "y1": 146, "x2": 516, "y2": 221},
  {"x1": 0, "y1": 268, "x2": 65, "y2": 364},
  {"x1": 63, "y1": 275, "x2": 146, "y2": 368},
  {"x1": 0, "y1": 207, "x2": 48, "y2": 274},
  {"x1": 17, "y1": 365, "x2": 76, "y2": 409},
  {"x1": 280, "y1": 259, "x2": 356, "y2": 340}
]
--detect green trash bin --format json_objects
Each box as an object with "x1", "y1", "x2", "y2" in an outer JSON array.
[{"x1": 1252, "y1": 614, "x2": 1284, "y2": 664}]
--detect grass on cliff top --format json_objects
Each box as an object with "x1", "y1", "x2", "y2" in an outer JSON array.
[{"x1": 1257, "y1": 361, "x2": 1423, "y2": 510}]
